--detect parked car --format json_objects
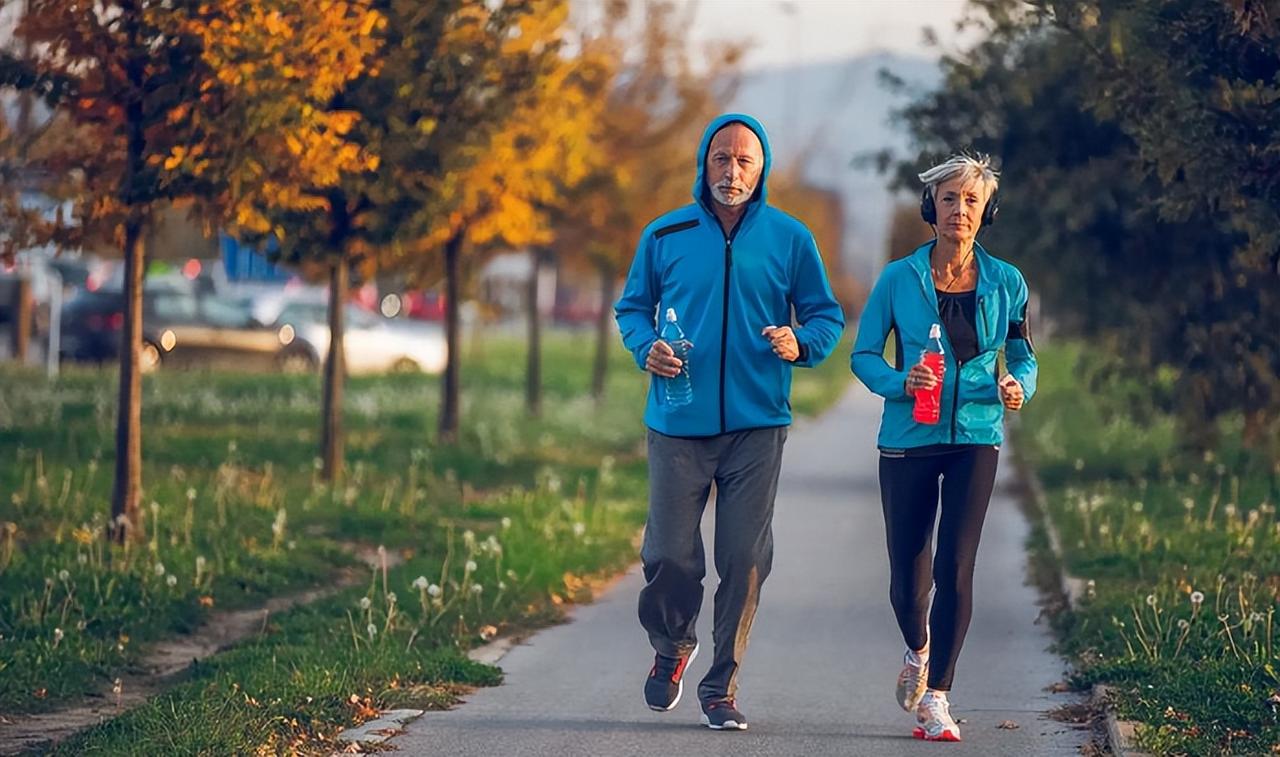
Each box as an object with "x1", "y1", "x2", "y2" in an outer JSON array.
[
  {"x1": 60, "y1": 278, "x2": 289, "y2": 372},
  {"x1": 273, "y1": 300, "x2": 447, "y2": 375}
]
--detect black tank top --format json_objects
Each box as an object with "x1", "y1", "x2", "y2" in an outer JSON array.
[{"x1": 935, "y1": 289, "x2": 978, "y2": 363}]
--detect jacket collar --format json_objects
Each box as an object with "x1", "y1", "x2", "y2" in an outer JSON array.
[{"x1": 907, "y1": 239, "x2": 997, "y2": 298}]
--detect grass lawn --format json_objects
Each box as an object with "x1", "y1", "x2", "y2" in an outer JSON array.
[
  {"x1": 0, "y1": 328, "x2": 852, "y2": 754},
  {"x1": 1016, "y1": 342, "x2": 1280, "y2": 756}
]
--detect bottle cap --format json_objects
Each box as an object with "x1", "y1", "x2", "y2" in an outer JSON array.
[
  {"x1": 665, "y1": 308, "x2": 677, "y2": 322},
  {"x1": 929, "y1": 323, "x2": 941, "y2": 339}
]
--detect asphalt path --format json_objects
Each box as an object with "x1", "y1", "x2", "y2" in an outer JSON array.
[{"x1": 391, "y1": 384, "x2": 1088, "y2": 756}]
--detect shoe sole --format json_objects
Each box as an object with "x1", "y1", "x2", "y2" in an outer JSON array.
[
  {"x1": 647, "y1": 643, "x2": 699, "y2": 712},
  {"x1": 700, "y1": 714, "x2": 748, "y2": 731},
  {"x1": 912, "y1": 726, "x2": 961, "y2": 742}
]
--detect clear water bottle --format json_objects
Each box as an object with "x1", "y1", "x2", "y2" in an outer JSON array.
[{"x1": 660, "y1": 307, "x2": 693, "y2": 408}]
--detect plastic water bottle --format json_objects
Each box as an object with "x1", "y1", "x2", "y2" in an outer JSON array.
[
  {"x1": 660, "y1": 308, "x2": 693, "y2": 408},
  {"x1": 912, "y1": 323, "x2": 946, "y2": 425}
]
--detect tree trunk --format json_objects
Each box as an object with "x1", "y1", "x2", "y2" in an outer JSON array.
[
  {"x1": 525, "y1": 249, "x2": 543, "y2": 417},
  {"x1": 110, "y1": 221, "x2": 144, "y2": 541},
  {"x1": 592, "y1": 260, "x2": 616, "y2": 401},
  {"x1": 320, "y1": 260, "x2": 348, "y2": 481},
  {"x1": 10, "y1": 277, "x2": 31, "y2": 362},
  {"x1": 439, "y1": 231, "x2": 463, "y2": 442}
]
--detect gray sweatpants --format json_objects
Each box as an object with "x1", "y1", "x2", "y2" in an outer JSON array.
[{"x1": 639, "y1": 426, "x2": 788, "y2": 703}]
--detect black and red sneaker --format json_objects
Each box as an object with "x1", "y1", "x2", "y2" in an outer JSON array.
[
  {"x1": 644, "y1": 643, "x2": 699, "y2": 711},
  {"x1": 700, "y1": 698, "x2": 748, "y2": 731}
]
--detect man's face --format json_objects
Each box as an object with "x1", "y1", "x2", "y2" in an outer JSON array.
[
  {"x1": 706, "y1": 124, "x2": 764, "y2": 208},
  {"x1": 933, "y1": 176, "x2": 990, "y2": 243}
]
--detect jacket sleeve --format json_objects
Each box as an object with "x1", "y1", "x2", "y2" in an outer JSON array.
[
  {"x1": 614, "y1": 230, "x2": 661, "y2": 371},
  {"x1": 851, "y1": 265, "x2": 911, "y2": 400},
  {"x1": 1005, "y1": 268, "x2": 1038, "y2": 402},
  {"x1": 789, "y1": 232, "x2": 846, "y2": 368}
]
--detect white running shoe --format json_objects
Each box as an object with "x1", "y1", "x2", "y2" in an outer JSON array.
[
  {"x1": 895, "y1": 648, "x2": 929, "y2": 711},
  {"x1": 913, "y1": 691, "x2": 962, "y2": 742}
]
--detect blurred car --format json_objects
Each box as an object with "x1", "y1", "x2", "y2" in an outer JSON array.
[
  {"x1": 273, "y1": 299, "x2": 447, "y2": 374},
  {"x1": 61, "y1": 278, "x2": 289, "y2": 372}
]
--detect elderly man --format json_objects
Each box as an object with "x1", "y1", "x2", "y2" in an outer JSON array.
[{"x1": 615, "y1": 114, "x2": 845, "y2": 730}]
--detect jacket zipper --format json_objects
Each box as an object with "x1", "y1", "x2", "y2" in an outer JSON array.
[
  {"x1": 978, "y1": 295, "x2": 988, "y2": 343},
  {"x1": 720, "y1": 236, "x2": 732, "y2": 434},
  {"x1": 950, "y1": 356, "x2": 964, "y2": 443},
  {"x1": 719, "y1": 214, "x2": 745, "y2": 435}
]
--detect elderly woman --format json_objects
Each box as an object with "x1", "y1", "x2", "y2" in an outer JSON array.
[{"x1": 850, "y1": 153, "x2": 1037, "y2": 742}]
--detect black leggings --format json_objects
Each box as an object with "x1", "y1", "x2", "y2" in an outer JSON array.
[{"x1": 878, "y1": 446, "x2": 999, "y2": 691}]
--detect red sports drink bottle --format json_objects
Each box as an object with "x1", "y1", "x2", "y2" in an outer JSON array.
[{"x1": 912, "y1": 323, "x2": 946, "y2": 425}]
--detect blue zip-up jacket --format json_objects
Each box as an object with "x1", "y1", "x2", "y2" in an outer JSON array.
[
  {"x1": 851, "y1": 240, "x2": 1037, "y2": 449},
  {"x1": 614, "y1": 113, "x2": 846, "y2": 437}
]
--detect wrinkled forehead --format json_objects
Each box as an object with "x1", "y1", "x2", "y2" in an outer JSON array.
[
  {"x1": 708, "y1": 123, "x2": 763, "y2": 158},
  {"x1": 936, "y1": 174, "x2": 991, "y2": 200}
]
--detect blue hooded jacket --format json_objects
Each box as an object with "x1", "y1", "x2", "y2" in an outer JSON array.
[
  {"x1": 614, "y1": 113, "x2": 846, "y2": 437},
  {"x1": 851, "y1": 240, "x2": 1038, "y2": 449}
]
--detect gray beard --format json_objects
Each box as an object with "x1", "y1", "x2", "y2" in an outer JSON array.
[{"x1": 711, "y1": 184, "x2": 752, "y2": 207}]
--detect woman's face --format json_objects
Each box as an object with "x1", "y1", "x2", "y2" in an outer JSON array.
[{"x1": 933, "y1": 176, "x2": 990, "y2": 244}]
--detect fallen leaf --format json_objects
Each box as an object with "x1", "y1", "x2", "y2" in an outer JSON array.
[
  {"x1": 997, "y1": 720, "x2": 1019, "y2": 730},
  {"x1": 33, "y1": 688, "x2": 47, "y2": 699}
]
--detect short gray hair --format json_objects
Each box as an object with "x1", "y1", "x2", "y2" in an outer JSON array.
[{"x1": 918, "y1": 153, "x2": 999, "y2": 199}]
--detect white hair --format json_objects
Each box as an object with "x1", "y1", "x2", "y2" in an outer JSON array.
[{"x1": 918, "y1": 153, "x2": 1000, "y2": 200}]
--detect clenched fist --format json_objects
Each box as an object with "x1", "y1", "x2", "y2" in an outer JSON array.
[
  {"x1": 998, "y1": 374, "x2": 1024, "y2": 411},
  {"x1": 761, "y1": 325, "x2": 800, "y2": 362}
]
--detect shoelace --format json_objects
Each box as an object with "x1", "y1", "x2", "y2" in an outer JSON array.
[
  {"x1": 650, "y1": 652, "x2": 692, "y2": 683},
  {"x1": 705, "y1": 699, "x2": 736, "y2": 711},
  {"x1": 919, "y1": 696, "x2": 953, "y2": 725}
]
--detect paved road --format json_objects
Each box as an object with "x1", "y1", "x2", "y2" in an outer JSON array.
[{"x1": 391, "y1": 385, "x2": 1088, "y2": 756}]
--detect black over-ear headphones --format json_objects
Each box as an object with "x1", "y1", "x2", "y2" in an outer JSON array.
[{"x1": 920, "y1": 185, "x2": 999, "y2": 227}]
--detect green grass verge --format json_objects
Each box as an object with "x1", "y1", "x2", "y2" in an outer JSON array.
[
  {"x1": 1015, "y1": 342, "x2": 1280, "y2": 756},
  {"x1": 1, "y1": 328, "x2": 850, "y2": 753}
]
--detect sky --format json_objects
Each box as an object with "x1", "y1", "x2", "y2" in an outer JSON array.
[{"x1": 672, "y1": 0, "x2": 979, "y2": 70}]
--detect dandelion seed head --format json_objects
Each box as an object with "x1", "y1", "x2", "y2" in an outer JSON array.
[
  {"x1": 53, "y1": 628, "x2": 64, "y2": 643},
  {"x1": 471, "y1": 584, "x2": 483, "y2": 595},
  {"x1": 367, "y1": 623, "x2": 377, "y2": 639},
  {"x1": 465, "y1": 560, "x2": 478, "y2": 573},
  {"x1": 573, "y1": 522, "x2": 586, "y2": 537},
  {"x1": 154, "y1": 563, "x2": 166, "y2": 577},
  {"x1": 386, "y1": 592, "x2": 397, "y2": 604},
  {"x1": 359, "y1": 597, "x2": 372, "y2": 610},
  {"x1": 501, "y1": 517, "x2": 512, "y2": 530},
  {"x1": 186, "y1": 488, "x2": 197, "y2": 501},
  {"x1": 427, "y1": 584, "x2": 442, "y2": 598},
  {"x1": 1178, "y1": 619, "x2": 1190, "y2": 630},
  {"x1": 412, "y1": 576, "x2": 429, "y2": 590},
  {"x1": 58, "y1": 569, "x2": 70, "y2": 582},
  {"x1": 1146, "y1": 594, "x2": 1158, "y2": 607},
  {"x1": 166, "y1": 575, "x2": 177, "y2": 587}
]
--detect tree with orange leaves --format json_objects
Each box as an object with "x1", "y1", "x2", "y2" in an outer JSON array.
[
  {"x1": 236, "y1": 0, "x2": 556, "y2": 464},
  {"x1": 404, "y1": 0, "x2": 607, "y2": 435},
  {"x1": 0, "y1": 0, "x2": 382, "y2": 535}
]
